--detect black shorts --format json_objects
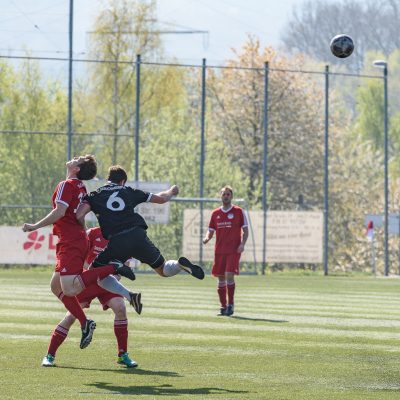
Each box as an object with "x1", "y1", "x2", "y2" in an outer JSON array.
[{"x1": 92, "y1": 227, "x2": 165, "y2": 269}]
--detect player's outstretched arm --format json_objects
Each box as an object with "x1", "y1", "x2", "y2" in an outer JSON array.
[
  {"x1": 22, "y1": 203, "x2": 67, "y2": 232},
  {"x1": 150, "y1": 185, "x2": 179, "y2": 204}
]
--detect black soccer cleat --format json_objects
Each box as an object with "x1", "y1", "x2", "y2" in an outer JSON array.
[
  {"x1": 217, "y1": 307, "x2": 227, "y2": 316},
  {"x1": 226, "y1": 304, "x2": 234, "y2": 316},
  {"x1": 178, "y1": 257, "x2": 205, "y2": 280},
  {"x1": 129, "y1": 292, "x2": 142, "y2": 315},
  {"x1": 80, "y1": 319, "x2": 96, "y2": 349},
  {"x1": 110, "y1": 260, "x2": 136, "y2": 281}
]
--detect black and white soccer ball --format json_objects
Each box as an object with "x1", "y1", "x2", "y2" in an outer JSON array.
[{"x1": 330, "y1": 34, "x2": 354, "y2": 58}]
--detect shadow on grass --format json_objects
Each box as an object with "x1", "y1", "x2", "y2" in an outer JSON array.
[
  {"x1": 84, "y1": 382, "x2": 249, "y2": 396},
  {"x1": 57, "y1": 366, "x2": 181, "y2": 377},
  {"x1": 230, "y1": 315, "x2": 288, "y2": 323}
]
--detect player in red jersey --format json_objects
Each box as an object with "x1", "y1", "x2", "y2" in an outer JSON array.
[
  {"x1": 85, "y1": 226, "x2": 142, "y2": 312},
  {"x1": 203, "y1": 186, "x2": 248, "y2": 316},
  {"x1": 22, "y1": 155, "x2": 136, "y2": 349},
  {"x1": 42, "y1": 226, "x2": 141, "y2": 368}
]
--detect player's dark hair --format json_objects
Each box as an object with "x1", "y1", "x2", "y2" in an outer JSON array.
[
  {"x1": 108, "y1": 165, "x2": 128, "y2": 184},
  {"x1": 220, "y1": 186, "x2": 233, "y2": 196},
  {"x1": 77, "y1": 154, "x2": 97, "y2": 180}
]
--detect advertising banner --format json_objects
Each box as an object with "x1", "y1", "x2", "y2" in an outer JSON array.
[
  {"x1": 0, "y1": 227, "x2": 57, "y2": 264},
  {"x1": 182, "y1": 210, "x2": 323, "y2": 263}
]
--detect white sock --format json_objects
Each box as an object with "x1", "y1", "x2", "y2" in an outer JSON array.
[
  {"x1": 163, "y1": 260, "x2": 182, "y2": 277},
  {"x1": 98, "y1": 275, "x2": 131, "y2": 300}
]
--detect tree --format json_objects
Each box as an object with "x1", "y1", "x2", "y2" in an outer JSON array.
[
  {"x1": 78, "y1": 0, "x2": 163, "y2": 171},
  {"x1": 281, "y1": 0, "x2": 400, "y2": 71},
  {"x1": 0, "y1": 59, "x2": 68, "y2": 224},
  {"x1": 208, "y1": 37, "x2": 325, "y2": 209}
]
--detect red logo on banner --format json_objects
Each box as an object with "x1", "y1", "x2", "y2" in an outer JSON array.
[{"x1": 23, "y1": 231, "x2": 45, "y2": 251}]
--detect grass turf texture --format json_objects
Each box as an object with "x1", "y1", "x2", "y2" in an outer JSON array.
[{"x1": 1, "y1": 270, "x2": 400, "y2": 399}]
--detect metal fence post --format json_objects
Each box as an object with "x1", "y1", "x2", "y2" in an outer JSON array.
[
  {"x1": 135, "y1": 54, "x2": 141, "y2": 182},
  {"x1": 199, "y1": 58, "x2": 206, "y2": 265},
  {"x1": 67, "y1": 0, "x2": 74, "y2": 161},
  {"x1": 262, "y1": 62, "x2": 269, "y2": 275},
  {"x1": 324, "y1": 65, "x2": 329, "y2": 276}
]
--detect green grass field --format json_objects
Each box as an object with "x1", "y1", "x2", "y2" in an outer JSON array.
[{"x1": 1, "y1": 270, "x2": 400, "y2": 399}]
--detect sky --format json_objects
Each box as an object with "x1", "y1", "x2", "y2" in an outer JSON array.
[{"x1": 0, "y1": 0, "x2": 305, "y2": 65}]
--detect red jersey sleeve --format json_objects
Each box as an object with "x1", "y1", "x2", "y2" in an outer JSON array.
[{"x1": 54, "y1": 180, "x2": 74, "y2": 207}]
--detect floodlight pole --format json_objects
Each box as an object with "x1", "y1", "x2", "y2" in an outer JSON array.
[
  {"x1": 135, "y1": 54, "x2": 141, "y2": 182},
  {"x1": 323, "y1": 65, "x2": 329, "y2": 276},
  {"x1": 373, "y1": 60, "x2": 389, "y2": 276},
  {"x1": 383, "y1": 64, "x2": 389, "y2": 276},
  {"x1": 199, "y1": 58, "x2": 206, "y2": 265},
  {"x1": 67, "y1": 0, "x2": 74, "y2": 160}
]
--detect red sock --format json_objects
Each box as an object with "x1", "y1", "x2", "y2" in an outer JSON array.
[
  {"x1": 114, "y1": 319, "x2": 128, "y2": 356},
  {"x1": 47, "y1": 324, "x2": 69, "y2": 357},
  {"x1": 58, "y1": 292, "x2": 87, "y2": 326},
  {"x1": 227, "y1": 282, "x2": 235, "y2": 305},
  {"x1": 78, "y1": 265, "x2": 115, "y2": 289},
  {"x1": 217, "y1": 281, "x2": 227, "y2": 308}
]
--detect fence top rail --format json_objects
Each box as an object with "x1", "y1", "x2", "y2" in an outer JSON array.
[
  {"x1": 0, "y1": 54, "x2": 383, "y2": 79},
  {"x1": 0, "y1": 129, "x2": 133, "y2": 137},
  {"x1": 172, "y1": 197, "x2": 245, "y2": 203},
  {"x1": 1, "y1": 198, "x2": 247, "y2": 209}
]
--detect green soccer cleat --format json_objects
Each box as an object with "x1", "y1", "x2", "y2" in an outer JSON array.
[
  {"x1": 41, "y1": 354, "x2": 55, "y2": 367},
  {"x1": 117, "y1": 352, "x2": 138, "y2": 368}
]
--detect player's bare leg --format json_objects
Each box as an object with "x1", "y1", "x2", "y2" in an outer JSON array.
[{"x1": 55, "y1": 274, "x2": 96, "y2": 349}]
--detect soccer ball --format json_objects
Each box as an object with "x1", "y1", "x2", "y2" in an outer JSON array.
[{"x1": 330, "y1": 34, "x2": 354, "y2": 58}]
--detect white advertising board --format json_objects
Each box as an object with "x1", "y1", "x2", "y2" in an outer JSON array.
[
  {"x1": 0, "y1": 227, "x2": 57, "y2": 264},
  {"x1": 85, "y1": 180, "x2": 170, "y2": 224},
  {"x1": 182, "y1": 209, "x2": 323, "y2": 263}
]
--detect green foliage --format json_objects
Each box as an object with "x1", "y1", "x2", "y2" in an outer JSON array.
[
  {"x1": 0, "y1": 60, "x2": 67, "y2": 224},
  {"x1": 208, "y1": 38, "x2": 324, "y2": 209},
  {"x1": 355, "y1": 80, "x2": 384, "y2": 147}
]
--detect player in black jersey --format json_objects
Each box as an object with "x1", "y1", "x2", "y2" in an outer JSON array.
[{"x1": 76, "y1": 165, "x2": 204, "y2": 281}]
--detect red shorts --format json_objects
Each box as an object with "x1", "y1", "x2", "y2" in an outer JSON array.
[
  {"x1": 77, "y1": 283, "x2": 122, "y2": 311},
  {"x1": 212, "y1": 253, "x2": 241, "y2": 276},
  {"x1": 55, "y1": 238, "x2": 89, "y2": 276}
]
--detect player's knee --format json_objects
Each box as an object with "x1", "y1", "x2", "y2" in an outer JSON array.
[
  {"x1": 112, "y1": 301, "x2": 127, "y2": 319},
  {"x1": 155, "y1": 264, "x2": 167, "y2": 277},
  {"x1": 50, "y1": 276, "x2": 62, "y2": 296},
  {"x1": 50, "y1": 284, "x2": 61, "y2": 297}
]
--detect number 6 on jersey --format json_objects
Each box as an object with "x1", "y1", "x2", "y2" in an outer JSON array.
[{"x1": 106, "y1": 192, "x2": 125, "y2": 211}]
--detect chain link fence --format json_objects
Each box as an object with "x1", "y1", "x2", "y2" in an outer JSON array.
[{"x1": 0, "y1": 52, "x2": 395, "y2": 275}]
